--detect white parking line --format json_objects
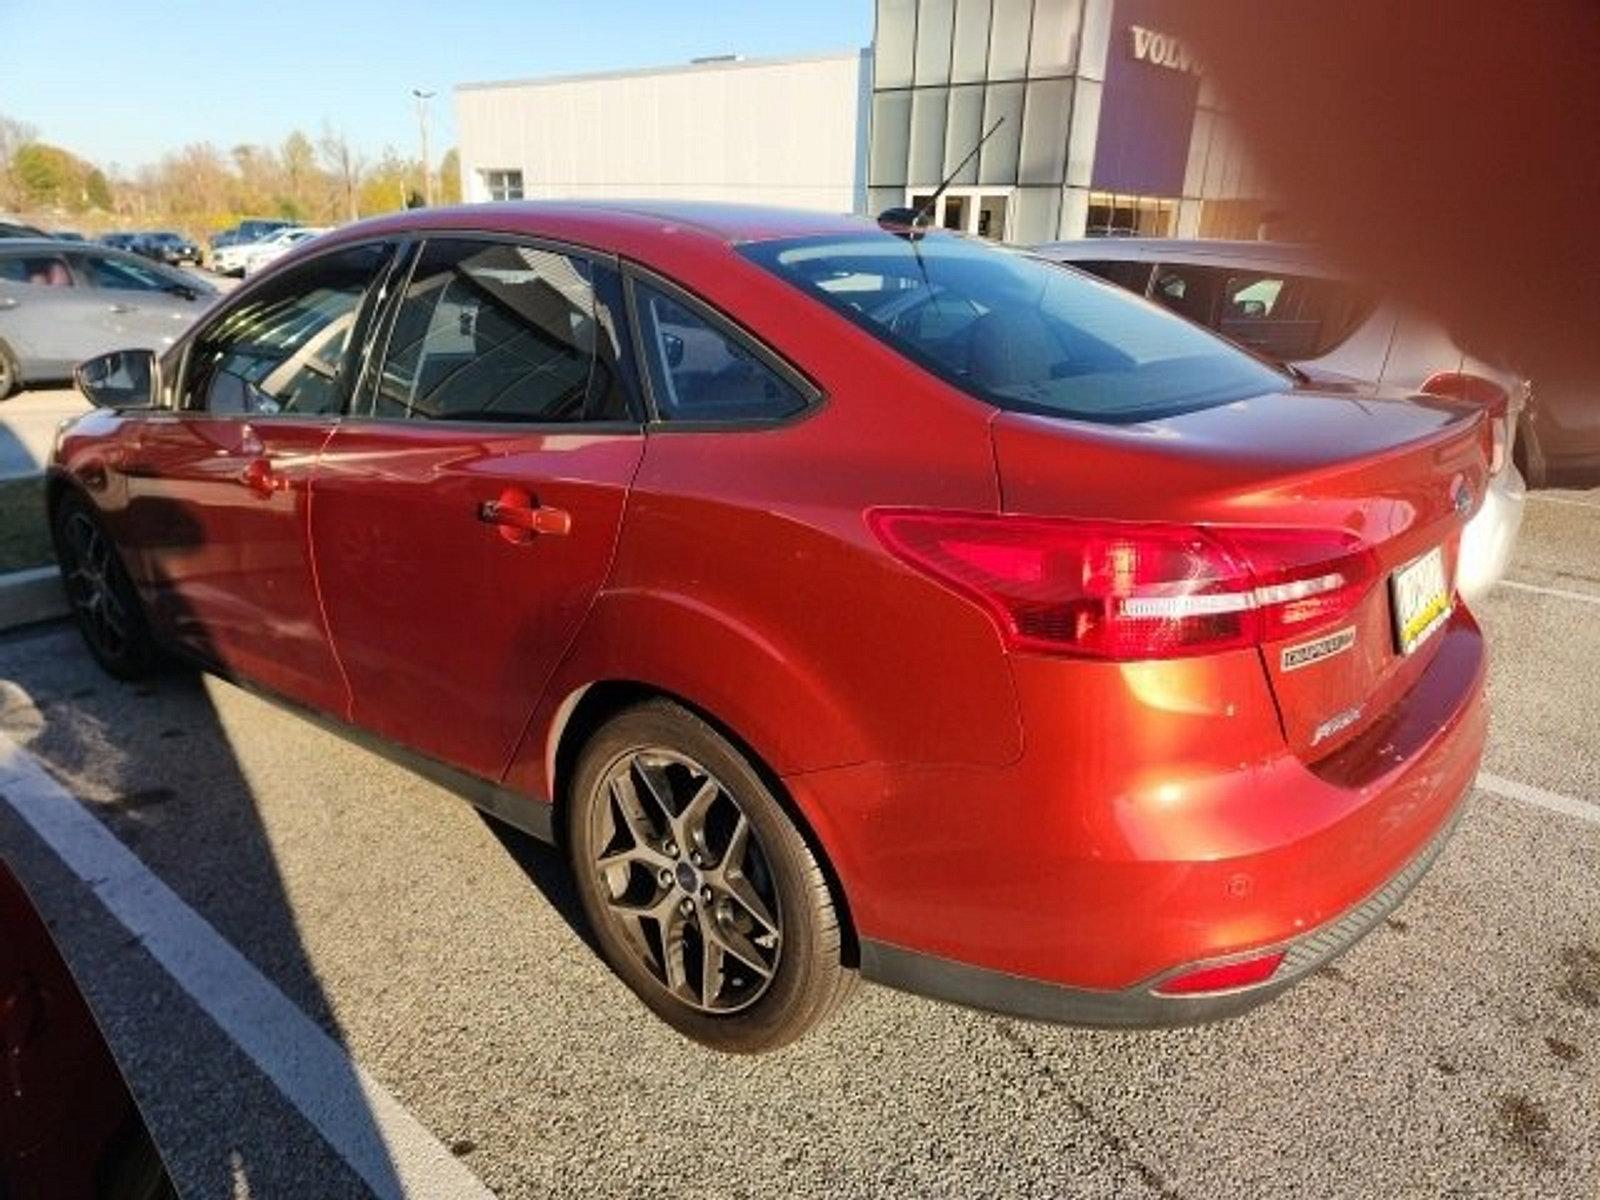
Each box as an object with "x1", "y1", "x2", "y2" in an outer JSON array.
[
  {"x1": 0, "y1": 732, "x2": 494, "y2": 1200},
  {"x1": 1478, "y1": 771, "x2": 1600, "y2": 826},
  {"x1": 1499, "y1": 578, "x2": 1600, "y2": 606},
  {"x1": 1527, "y1": 494, "x2": 1600, "y2": 510}
]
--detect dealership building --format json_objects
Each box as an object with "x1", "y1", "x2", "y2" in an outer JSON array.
[{"x1": 455, "y1": 0, "x2": 1273, "y2": 245}]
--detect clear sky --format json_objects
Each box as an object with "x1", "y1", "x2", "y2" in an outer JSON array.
[{"x1": 0, "y1": 0, "x2": 872, "y2": 173}]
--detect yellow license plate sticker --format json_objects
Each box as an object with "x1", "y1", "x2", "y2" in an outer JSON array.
[{"x1": 1391, "y1": 545, "x2": 1452, "y2": 655}]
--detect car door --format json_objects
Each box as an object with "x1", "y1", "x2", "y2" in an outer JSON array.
[
  {"x1": 124, "y1": 240, "x2": 399, "y2": 715},
  {"x1": 310, "y1": 236, "x2": 646, "y2": 780},
  {"x1": 70, "y1": 248, "x2": 210, "y2": 353},
  {"x1": 0, "y1": 248, "x2": 110, "y2": 375}
]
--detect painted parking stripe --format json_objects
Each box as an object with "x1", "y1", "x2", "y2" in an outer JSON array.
[
  {"x1": 1498, "y1": 578, "x2": 1600, "y2": 606},
  {"x1": 1478, "y1": 771, "x2": 1600, "y2": 826},
  {"x1": 1527, "y1": 494, "x2": 1600, "y2": 510},
  {"x1": 0, "y1": 732, "x2": 494, "y2": 1200}
]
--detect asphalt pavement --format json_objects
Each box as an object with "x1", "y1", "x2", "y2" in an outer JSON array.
[{"x1": 0, "y1": 488, "x2": 1596, "y2": 1199}]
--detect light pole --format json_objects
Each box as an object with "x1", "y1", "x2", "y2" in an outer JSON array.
[{"x1": 411, "y1": 88, "x2": 435, "y2": 206}]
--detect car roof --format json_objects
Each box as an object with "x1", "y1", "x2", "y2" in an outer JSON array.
[
  {"x1": 1034, "y1": 237, "x2": 1345, "y2": 275},
  {"x1": 0, "y1": 237, "x2": 88, "y2": 252},
  {"x1": 328, "y1": 201, "x2": 880, "y2": 251}
]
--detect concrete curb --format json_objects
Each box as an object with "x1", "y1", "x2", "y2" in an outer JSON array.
[{"x1": 0, "y1": 565, "x2": 66, "y2": 632}]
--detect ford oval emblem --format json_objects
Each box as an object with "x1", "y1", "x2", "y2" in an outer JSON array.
[{"x1": 1452, "y1": 478, "x2": 1473, "y2": 516}]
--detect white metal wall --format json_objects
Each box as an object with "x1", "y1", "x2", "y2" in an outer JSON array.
[{"x1": 456, "y1": 51, "x2": 872, "y2": 213}]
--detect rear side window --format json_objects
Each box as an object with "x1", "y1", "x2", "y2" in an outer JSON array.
[
  {"x1": 77, "y1": 252, "x2": 172, "y2": 292},
  {"x1": 631, "y1": 280, "x2": 810, "y2": 423},
  {"x1": 185, "y1": 242, "x2": 390, "y2": 416},
  {"x1": 0, "y1": 253, "x2": 73, "y2": 287},
  {"x1": 369, "y1": 238, "x2": 612, "y2": 424},
  {"x1": 1072, "y1": 259, "x2": 1154, "y2": 294},
  {"x1": 1213, "y1": 270, "x2": 1376, "y2": 361}
]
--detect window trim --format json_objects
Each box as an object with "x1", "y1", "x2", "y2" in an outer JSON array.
[
  {"x1": 172, "y1": 235, "x2": 405, "y2": 421},
  {"x1": 620, "y1": 261, "x2": 825, "y2": 432},
  {"x1": 343, "y1": 231, "x2": 647, "y2": 433}
]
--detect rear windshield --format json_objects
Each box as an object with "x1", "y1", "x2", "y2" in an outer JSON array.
[{"x1": 740, "y1": 232, "x2": 1285, "y2": 423}]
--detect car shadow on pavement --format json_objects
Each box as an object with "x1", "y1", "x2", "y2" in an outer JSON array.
[
  {"x1": 478, "y1": 815, "x2": 602, "y2": 958},
  {"x1": 0, "y1": 623, "x2": 406, "y2": 1200}
]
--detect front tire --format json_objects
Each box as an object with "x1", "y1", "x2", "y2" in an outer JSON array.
[
  {"x1": 567, "y1": 699, "x2": 855, "y2": 1052},
  {"x1": 0, "y1": 339, "x2": 20, "y2": 400},
  {"x1": 53, "y1": 493, "x2": 160, "y2": 679}
]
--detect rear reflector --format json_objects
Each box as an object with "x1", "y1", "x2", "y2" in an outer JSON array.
[
  {"x1": 868, "y1": 510, "x2": 1378, "y2": 661},
  {"x1": 1154, "y1": 950, "x2": 1287, "y2": 996}
]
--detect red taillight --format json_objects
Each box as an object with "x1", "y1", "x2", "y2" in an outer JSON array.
[
  {"x1": 1154, "y1": 950, "x2": 1287, "y2": 996},
  {"x1": 1421, "y1": 371, "x2": 1510, "y2": 474},
  {"x1": 868, "y1": 510, "x2": 1378, "y2": 661}
]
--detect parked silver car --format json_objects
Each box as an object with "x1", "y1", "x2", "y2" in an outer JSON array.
[
  {"x1": 1033, "y1": 239, "x2": 1527, "y2": 603},
  {"x1": 0, "y1": 239, "x2": 216, "y2": 399}
]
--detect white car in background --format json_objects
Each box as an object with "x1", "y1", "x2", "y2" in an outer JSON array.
[
  {"x1": 1033, "y1": 239, "x2": 1528, "y2": 604},
  {"x1": 238, "y1": 227, "x2": 327, "y2": 277}
]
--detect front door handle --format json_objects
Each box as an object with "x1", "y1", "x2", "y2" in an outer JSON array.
[
  {"x1": 107, "y1": 303, "x2": 135, "y2": 314},
  {"x1": 0, "y1": 297, "x2": 17, "y2": 310},
  {"x1": 478, "y1": 487, "x2": 571, "y2": 543}
]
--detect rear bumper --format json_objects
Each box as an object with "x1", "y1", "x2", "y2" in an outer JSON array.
[
  {"x1": 789, "y1": 608, "x2": 1487, "y2": 1023},
  {"x1": 1458, "y1": 464, "x2": 1526, "y2": 604},
  {"x1": 859, "y1": 802, "x2": 1462, "y2": 1027}
]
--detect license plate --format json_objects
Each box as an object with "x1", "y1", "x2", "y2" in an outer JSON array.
[{"x1": 1390, "y1": 545, "x2": 1452, "y2": 655}]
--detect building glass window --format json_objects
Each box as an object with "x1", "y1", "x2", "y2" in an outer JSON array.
[
  {"x1": 913, "y1": 0, "x2": 955, "y2": 85},
  {"x1": 1086, "y1": 193, "x2": 1177, "y2": 238},
  {"x1": 909, "y1": 87, "x2": 951, "y2": 183},
  {"x1": 1027, "y1": 0, "x2": 1082, "y2": 77},
  {"x1": 482, "y1": 169, "x2": 524, "y2": 201},
  {"x1": 870, "y1": 91, "x2": 914, "y2": 188},
  {"x1": 943, "y1": 84, "x2": 986, "y2": 186}
]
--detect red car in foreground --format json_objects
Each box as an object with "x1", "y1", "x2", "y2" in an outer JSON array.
[{"x1": 49, "y1": 203, "x2": 1489, "y2": 1052}]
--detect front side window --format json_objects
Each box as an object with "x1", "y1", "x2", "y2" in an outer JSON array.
[
  {"x1": 742, "y1": 233, "x2": 1284, "y2": 423},
  {"x1": 184, "y1": 242, "x2": 390, "y2": 416},
  {"x1": 78, "y1": 252, "x2": 174, "y2": 292},
  {"x1": 482, "y1": 169, "x2": 524, "y2": 202},
  {"x1": 631, "y1": 280, "x2": 810, "y2": 423},
  {"x1": 0, "y1": 254, "x2": 73, "y2": 287},
  {"x1": 369, "y1": 238, "x2": 605, "y2": 424}
]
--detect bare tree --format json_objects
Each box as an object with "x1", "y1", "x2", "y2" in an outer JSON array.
[{"x1": 319, "y1": 124, "x2": 365, "y2": 223}]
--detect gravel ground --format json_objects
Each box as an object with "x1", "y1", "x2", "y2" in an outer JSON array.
[{"x1": 0, "y1": 487, "x2": 1595, "y2": 1199}]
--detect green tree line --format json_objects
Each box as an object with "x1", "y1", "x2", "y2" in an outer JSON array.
[{"x1": 1, "y1": 113, "x2": 460, "y2": 237}]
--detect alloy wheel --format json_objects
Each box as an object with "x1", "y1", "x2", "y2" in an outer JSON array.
[
  {"x1": 61, "y1": 511, "x2": 130, "y2": 661},
  {"x1": 589, "y1": 748, "x2": 783, "y2": 1014}
]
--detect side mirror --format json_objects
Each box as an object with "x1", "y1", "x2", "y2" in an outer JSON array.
[
  {"x1": 663, "y1": 332, "x2": 685, "y2": 368},
  {"x1": 74, "y1": 349, "x2": 159, "y2": 410}
]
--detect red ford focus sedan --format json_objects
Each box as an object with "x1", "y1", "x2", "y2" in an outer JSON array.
[{"x1": 48, "y1": 203, "x2": 1489, "y2": 1051}]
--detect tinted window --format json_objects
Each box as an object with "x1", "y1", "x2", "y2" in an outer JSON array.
[
  {"x1": 1214, "y1": 270, "x2": 1376, "y2": 361},
  {"x1": 78, "y1": 252, "x2": 175, "y2": 292},
  {"x1": 370, "y1": 239, "x2": 602, "y2": 423},
  {"x1": 0, "y1": 253, "x2": 73, "y2": 287},
  {"x1": 1072, "y1": 259, "x2": 1155, "y2": 294},
  {"x1": 632, "y1": 281, "x2": 810, "y2": 423},
  {"x1": 185, "y1": 242, "x2": 390, "y2": 416},
  {"x1": 742, "y1": 233, "x2": 1284, "y2": 423},
  {"x1": 1150, "y1": 263, "x2": 1224, "y2": 325}
]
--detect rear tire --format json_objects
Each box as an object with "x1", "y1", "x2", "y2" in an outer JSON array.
[
  {"x1": 0, "y1": 339, "x2": 19, "y2": 400},
  {"x1": 53, "y1": 493, "x2": 161, "y2": 679},
  {"x1": 567, "y1": 699, "x2": 855, "y2": 1052}
]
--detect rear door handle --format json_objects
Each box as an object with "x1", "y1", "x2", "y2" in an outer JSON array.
[
  {"x1": 478, "y1": 487, "x2": 571, "y2": 543},
  {"x1": 107, "y1": 303, "x2": 134, "y2": 314},
  {"x1": 0, "y1": 297, "x2": 17, "y2": 310}
]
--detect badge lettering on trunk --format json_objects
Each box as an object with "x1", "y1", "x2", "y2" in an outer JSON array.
[{"x1": 1281, "y1": 626, "x2": 1357, "y2": 672}]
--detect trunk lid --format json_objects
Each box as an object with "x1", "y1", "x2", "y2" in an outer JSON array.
[{"x1": 990, "y1": 387, "x2": 1489, "y2": 760}]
